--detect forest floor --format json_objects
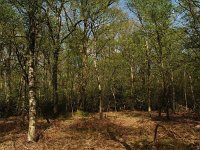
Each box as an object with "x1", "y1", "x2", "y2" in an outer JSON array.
[{"x1": 0, "y1": 111, "x2": 200, "y2": 150}]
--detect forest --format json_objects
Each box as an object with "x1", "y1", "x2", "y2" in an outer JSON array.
[{"x1": 0, "y1": 0, "x2": 200, "y2": 149}]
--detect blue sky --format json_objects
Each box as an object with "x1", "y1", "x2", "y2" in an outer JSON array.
[
  {"x1": 118, "y1": 0, "x2": 180, "y2": 21},
  {"x1": 119, "y1": 0, "x2": 134, "y2": 18}
]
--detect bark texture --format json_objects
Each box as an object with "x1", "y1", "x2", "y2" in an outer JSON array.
[{"x1": 27, "y1": 0, "x2": 37, "y2": 142}]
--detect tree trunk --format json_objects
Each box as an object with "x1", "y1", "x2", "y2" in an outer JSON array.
[
  {"x1": 166, "y1": 88, "x2": 170, "y2": 120},
  {"x1": 158, "y1": 62, "x2": 165, "y2": 117},
  {"x1": 78, "y1": 52, "x2": 87, "y2": 111},
  {"x1": 94, "y1": 58, "x2": 103, "y2": 119},
  {"x1": 171, "y1": 71, "x2": 175, "y2": 113},
  {"x1": 4, "y1": 46, "x2": 11, "y2": 116},
  {"x1": 52, "y1": 48, "x2": 59, "y2": 116},
  {"x1": 21, "y1": 76, "x2": 27, "y2": 124},
  {"x1": 69, "y1": 77, "x2": 74, "y2": 116},
  {"x1": 27, "y1": 52, "x2": 36, "y2": 142},
  {"x1": 27, "y1": 1, "x2": 37, "y2": 142},
  {"x1": 153, "y1": 19, "x2": 166, "y2": 118},
  {"x1": 78, "y1": 19, "x2": 88, "y2": 111},
  {"x1": 145, "y1": 40, "x2": 151, "y2": 112},
  {"x1": 189, "y1": 75, "x2": 195, "y2": 109},
  {"x1": 111, "y1": 87, "x2": 117, "y2": 112},
  {"x1": 184, "y1": 70, "x2": 188, "y2": 110},
  {"x1": 130, "y1": 61, "x2": 135, "y2": 110}
]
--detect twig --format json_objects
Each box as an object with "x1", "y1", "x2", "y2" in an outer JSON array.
[{"x1": 154, "y1": 124, "x2": 182, "y2": 143}]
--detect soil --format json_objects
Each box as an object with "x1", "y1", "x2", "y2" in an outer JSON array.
[{"x1": 0, "y1": 111, "x2": 199, "y2": 150}]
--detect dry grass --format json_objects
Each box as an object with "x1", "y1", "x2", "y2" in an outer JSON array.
[{"x1": 0, "y1": 111, "x2": 199, "y2": 150}]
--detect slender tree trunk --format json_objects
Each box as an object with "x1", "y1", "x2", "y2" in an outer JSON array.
[
  {"x1": 4, "y1": 47, "x2": 11, "y2": 116},
  {"x1": 21, "y1": 76, "x2": 27, "y2": 124},
  {"x1": 145, "y1": 40, "x2": 151, "y2": 112},
  {"x1": 147, "y1": 80, "x2": 151, "y2": 112},
  {"x1": 52, "y1": 48, "x2": 59, "y2": 116},
  {"x1": 92, "y1": 38, "x2": 103, "y2": 118},
  {"x1": 130, "y1": 61, "x2": 135, "y2": 110},
  {"x1": 4, "y1": 71, "x2": 10, "y2": 114},
  {"x1": 78, "y1": 51, "x2": 87, "y2": 111},
  {"x1": 70, "y1": 80, "x2": 74, "y2": 116},
  {"x1": 111, "y1": 87, "x2": 117, "y2": 112},
  {"x1": 18, "y1": 77, "x2": 23, "y2": 114},
  {"x1": 158, "y1": 62, "x2": 165, "y2": 117},
  {"x1": 184, "y1": 70, "x2": 188, "y2": 110},
  {"x1": 43, "y1": 56, "x2": 46, "y2": 99},
  {"x1": 189, "y1": 75, "x2": 195, "y2": 109},
  {"x1": 78, "y1": 19, "x2": 88, "y2": 111},
  {"x1": 166, "y1": 85, "x2": 170, "y2": 120},
  {"x1": 171, "y1": 71, "x2": 175, "y2": 113},
  {"x1": 153, "y1": 19, "x2": 166, "y2": 118},
  {"x1": 23, "y1": 78, "x2": 27, "y2": 123},
  {"x1": 94, "y1": 57, "x2": 103, "y2": 119},
  {"x1": 69, "y1": 93, "x2": 74, "y2": 117}
]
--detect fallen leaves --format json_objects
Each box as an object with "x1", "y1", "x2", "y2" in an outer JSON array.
[{"x1": 0, "y1": 111, "x2": 199, "y2": 150}]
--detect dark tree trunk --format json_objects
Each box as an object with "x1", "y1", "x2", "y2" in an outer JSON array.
[
  {"x1": 77, "y1": 18, "x2": 88, "y2": 112},
  {"x1": 171, "y1": 71, "x2": 176, "y2": 113},
  {"x1": 52, "y1": 48, "x2": 59, "y2": 116},
  {"x1": 4, "y1": 48, "x2": 11, "y2": 116},
  {"x1": 77, "y1": 55, "x2": 87, "y2": 111},
  {"x1": 184, "y1": 70, "x2": 188, "y2": 110},
  {"x1": 189, "y1": 75, "x2": 195, "y2": 110}
]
